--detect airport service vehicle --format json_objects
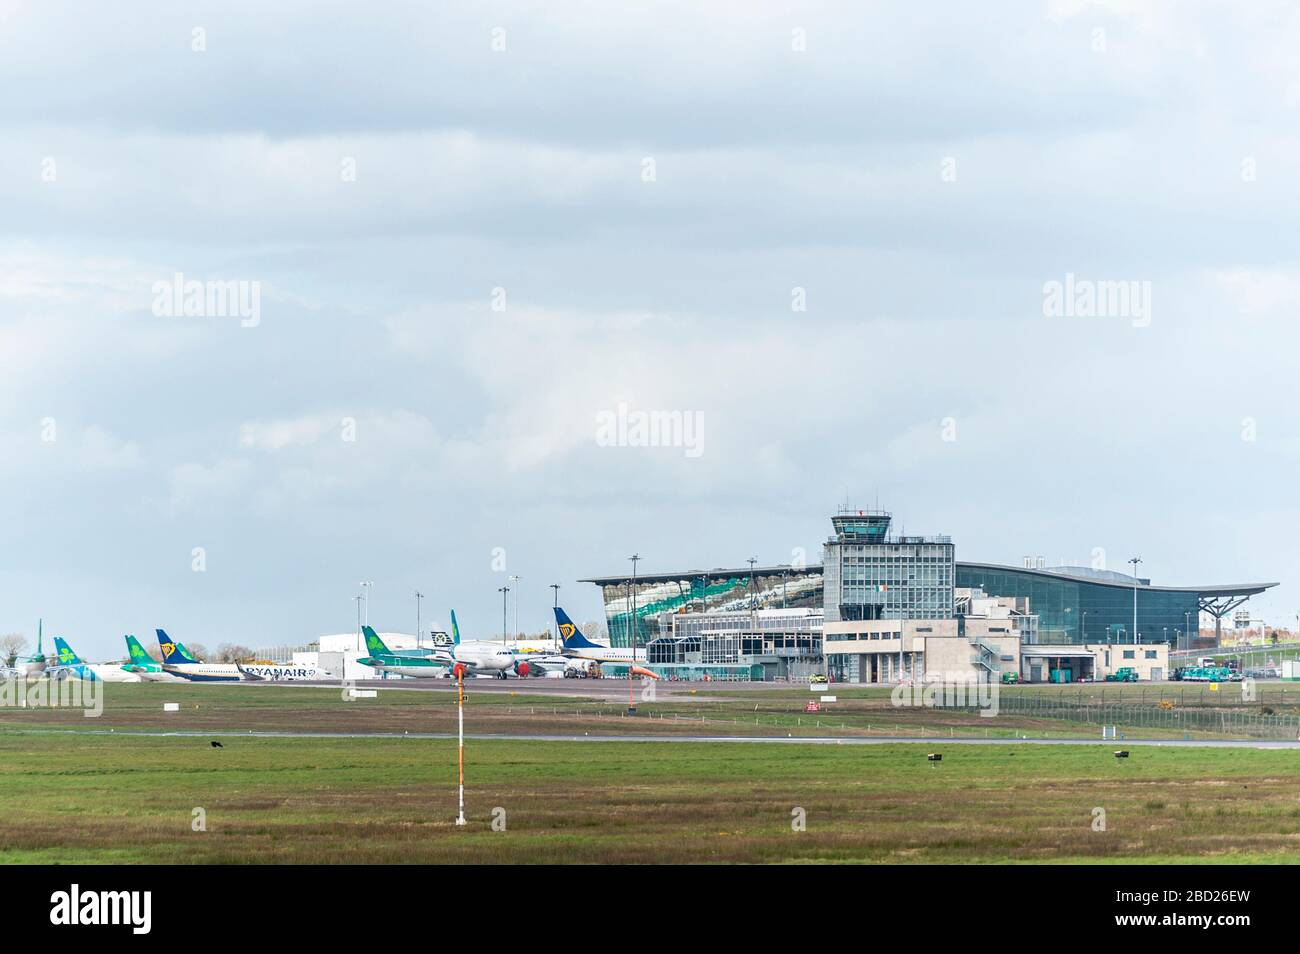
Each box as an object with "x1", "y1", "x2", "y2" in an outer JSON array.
[
  {"x1": 1181, "y1": 666, "x2": 1242, "y2": 683},
  {"x1": 809, "y1": 674, "x2": 828, "y2": 685},
  {"x1": 1105, "y1": 667, "x2": 1139, "y2": 682},
  {"x1": 554, "y1": 607, "x2": 646, "y2": 665}
]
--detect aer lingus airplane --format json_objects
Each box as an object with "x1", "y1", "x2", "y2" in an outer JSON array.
[
  {"x1": 359, "y1": 613, "x2": 519, "y2": 678},
  {"x1": 49, "y1": 637, "x2": 140, "y2": 682},
  {"x1": 10, "y1": 620, "x2": 50, "y2": 678},
  {"x1": 120, "y1": 634, "x2": 186, "y2": 683}
]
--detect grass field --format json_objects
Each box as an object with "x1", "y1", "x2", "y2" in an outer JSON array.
[
  {"x1": 3, "y1": 730, "x2": 1300, "y2": 863},
  {"x1": 0, "y1": 681, "x2": 1274, "y2": 741},
  {"x1": 4, "y1": 683, "x2": 1299, "y2": 863}
]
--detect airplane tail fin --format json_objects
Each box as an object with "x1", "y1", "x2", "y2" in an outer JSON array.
[
  {"x1": 555, "y1": 607, "x2": 604, "y2": 649},
  {"x1": 156, "y1": 629, "x2": 199, "y2": 664},
  {"x1": 362, "y1": 625, "x2": 393, "y2": 656},
  {"x1": 52, "y1": 636, "x2": 83, "y2": 666},
  {"x1": 124, "y1": 634, "x2": 153, "y2": 664},
  {"x1": 450, "y1": 610, "x2": 461, "y2": 646}
]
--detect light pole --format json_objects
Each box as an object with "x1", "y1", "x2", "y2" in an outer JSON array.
[
  {"x1": 1185, "y1": 612, "x2": 1192, "y2": 650},
  {"x1": 360, "y1": 581, "x2": 374, "y2": 627},
  {"x1": 1082, "y1": 611, "x2": 1088, "y2": 642},
  {"x1": 498, "y1": 586, "x2": 510, "y2": 645},
  {"x1": 628, "y1": 553, "x2": 640, "y2": 714},
  {"x1": 509, "y1": 575, "x2": 520, "y2": 641},
  {"x1": 353, "y1": 594, "x2": 364, "y2": 652},
  {"x1": 1127, "y1": 558, "x2": 1141, "y2": 644},
  {"x1": 549, "y1": 584, "x2": 561, "y2": 651},
  {"x1": 415, "y1": 590, "x2": 424, "y2": 650}
]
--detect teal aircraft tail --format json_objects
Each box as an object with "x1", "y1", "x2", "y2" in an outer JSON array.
[
  {"x1": 362, "y1": 625, "x2": 393, "y2": 657},
  {"x1": 124, "y1": 634, "x2": 160, "y2": 669},
  {"x1": 52, "y1": 636, "x2": 83, "y2": 666},
  {"x1": 450, "y1": 610, "x2": 462, "y2": 646}
]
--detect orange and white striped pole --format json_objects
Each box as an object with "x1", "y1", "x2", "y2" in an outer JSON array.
[{"x1": 455, "y1": 663, "x2": 466, "y2": 826}]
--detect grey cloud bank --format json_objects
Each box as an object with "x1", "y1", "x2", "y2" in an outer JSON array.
[{"x1": 1, "y1": 1, "x2": 1297, "y2": 657}]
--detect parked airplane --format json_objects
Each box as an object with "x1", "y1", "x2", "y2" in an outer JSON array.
[
  {"x1": 155, "y1": 630, "x2": 333, "y2": 682},
  {"x1": 357, "y1": 628, "x2": 451, "y2": 678},
  {"x1": 12, "y1": 620, "x2": 49, "y2": 678},
  {"x1": 49, "y1": 637, "x2": 143, "y2": 682},
  {"x1": 358, "y1": 616, "x2": 518, "y2": 678},
  {"x1": 120, "y1": 634, "x2": 186, "y2": 683},
  {"x1": 237, "y1": 661, "x2": 337, "y2": 681},
  {"x1": 554, "y1": 607, "x2": 647, "y2": 664},
  {"x1": 155, "y1": 630, "x2": 250, "y2": 682},
  {"x1": 447, "y1": 611, "x2": 541, "y2": 678}
]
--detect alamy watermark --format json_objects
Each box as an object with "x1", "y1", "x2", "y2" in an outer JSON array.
[
  {"x1": 1042, "y1": 273, "x2": 1151, "y2": 328},
  {"x1": 596, "y1": 403, "x2": 704, "y2": 458},
  {"x1": 1, "y1": 677, "x2": 103, "y2": 717},
  {"x1": 152, "y1": 272, "x2": 261, "y2": 328},
  {"x1": 891, "y1": 672, "x2": 1000, "y2": 718}
]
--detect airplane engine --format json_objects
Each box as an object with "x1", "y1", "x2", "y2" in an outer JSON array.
[{"x1": 514, "y1": 660, "x2": 531, "y2": 678}]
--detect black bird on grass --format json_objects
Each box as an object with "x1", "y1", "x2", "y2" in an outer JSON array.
[{"x1": 210, "y1": 741, "x2": 223, "y2": 749}]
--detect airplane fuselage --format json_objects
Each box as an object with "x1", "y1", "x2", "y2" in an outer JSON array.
[{"x1": 161, "y1": 663, "x2": 247, "y2": 683}]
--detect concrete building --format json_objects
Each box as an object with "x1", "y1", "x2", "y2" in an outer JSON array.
[{"x1": 580, "y1": 504, "x2": 1276, "y2": 681}]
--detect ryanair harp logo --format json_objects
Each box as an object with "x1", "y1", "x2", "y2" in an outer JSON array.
[
  {"x1": 559, "y1": 623, "x2": 577, "y2": 640},
  {"x1": 160, "y1": 642, "x2": 176, "y2": 658}
]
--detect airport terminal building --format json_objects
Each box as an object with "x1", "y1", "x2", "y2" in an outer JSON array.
[{"x1": 581, "y1": 507, "x2": 1276, "y2": 683}]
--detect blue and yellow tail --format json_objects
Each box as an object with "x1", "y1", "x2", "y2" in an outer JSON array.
[
  {"x1": 362, "y1": 626, "x2": 392, "y2": 657},
  {"x1": 555, "y1": 607, "x2": 603, "y2": 649},
  {"x1": 156, "y1": 629, "x2": 200, "y2": 664}
]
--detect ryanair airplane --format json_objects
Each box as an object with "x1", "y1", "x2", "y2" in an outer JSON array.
[
  {"x1": 554, "y1": 607, "x2": 647, "y2": 664},
  {"x1": 155, "y1": 630, "x2": 333, "y2": 682},
  {"x1": 156, "y1": 630, "x2": 248, "y2": 682}
]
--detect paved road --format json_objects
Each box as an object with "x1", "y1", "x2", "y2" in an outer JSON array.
[{"x1": 11, "y1": 727, "x2": 1300, "y2": 748}]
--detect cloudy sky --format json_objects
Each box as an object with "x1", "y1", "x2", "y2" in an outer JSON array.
[{"x1": 3, "y1": 0, "x2": 1298, "y2": 658}]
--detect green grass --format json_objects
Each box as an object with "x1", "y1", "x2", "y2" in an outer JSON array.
[
  {"x1": 3, "y1": 730, "x2": 1300, "y2": 863},
  {"x1": 0, "y1": 681, "x2": 1275, "y2": 742}
]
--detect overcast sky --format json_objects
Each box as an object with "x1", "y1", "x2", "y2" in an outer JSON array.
[{"x1": 3, "y1": 1, "x2": 1298, "y2": 659}]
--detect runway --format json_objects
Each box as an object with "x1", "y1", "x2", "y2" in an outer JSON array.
[{"x1": 10, "y1": 727, "x2": 1300, "y2": 748}]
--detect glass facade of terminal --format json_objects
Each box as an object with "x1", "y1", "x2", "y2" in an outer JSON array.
[
  {"x1": 955, "y1": 565, "x2": 1200, "y2": 645},
  {"x1": 594, "y1": 568, "x2": 824, "y2": 647}
]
